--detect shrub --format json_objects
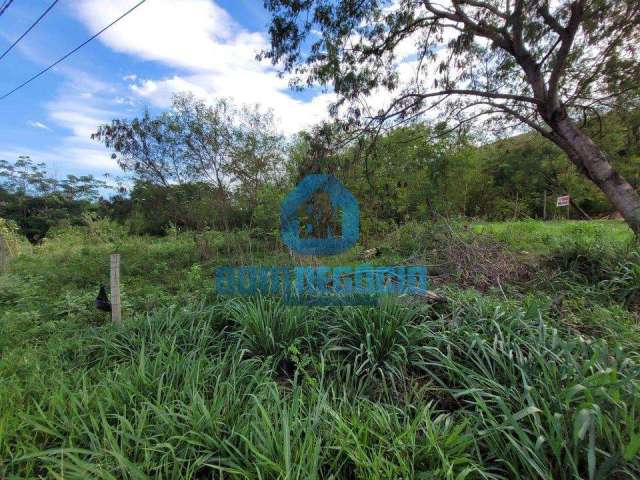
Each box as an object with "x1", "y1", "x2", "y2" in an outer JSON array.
[
  {"x1": 604, "y1": 251, "x2": 640, "y2": 307},
  {"x1": 547, "y1": 237, "x2": 622, "y2": 283},
  {"x1": 0, "y1": 217, "x2": 25, "y2": 272},
  {"x1": 226, "y1": 296, "x2": 317, "y2": 373},
  {"x1": 488, "y1": 197, "x2": 533, "y2": 221},
  {"x1": 325, "y1": 300, "x2": 427, "y2": 391},
  {"x1": 383, "y1": 221, "x2": 439, "y2": 257},
  {"x1": 196, "y1": 228, "x2": 256, "y2": 261}
]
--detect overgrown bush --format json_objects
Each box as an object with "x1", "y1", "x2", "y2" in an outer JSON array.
[
  {"x1": 547, "y1": 237, "x2": 622, "y2": 282},
  {"x1": 382, "y1": 220, "x2": 440, "y2": 257},
  {"x1": 325, "y1": 300, "x2": 428, "y2": 391},
  {"x1": 0, "y1": 217, "x2": 26, "y2": 272},
  {"x1": 418, "y1": 294, "x2": 640, "y2": 480},
  {"x1": 604, "y1": 250, "x2": 640, "y2": 307},
  {"x1": 226, "y1": 296, "x2": 317, "y2": 373},
  {"x1": 488, "y1": 197, "x2": 534, "y2": 221}
]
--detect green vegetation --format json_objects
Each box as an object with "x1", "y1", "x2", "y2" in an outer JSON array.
[
  {"x1": 2, "y1": 1, "x2": 639, "y2": 477},
  {"x1": 1, "y1": 219, "x2": 638, "y2": 478},
  {"x1": 3, "y1": 103, "x2": 640, "y2": 242},
  {"x1": 262, "y1": 0, "x2": 640, "y2": 236},
  {"x1": 474, "y1": 220, "x2": 635, "y2": 255},
  {"x1": 1, "y1": 54, "x2": 638, "y2": 480}
]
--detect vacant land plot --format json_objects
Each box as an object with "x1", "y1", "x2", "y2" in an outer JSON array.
[{"x1": 1, "y1": 220, "x2": 638, "y2": 479}]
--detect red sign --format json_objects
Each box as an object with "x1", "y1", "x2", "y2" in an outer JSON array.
[{"x1": 556, "y1": 195, "x2": 570, "y2": 207}]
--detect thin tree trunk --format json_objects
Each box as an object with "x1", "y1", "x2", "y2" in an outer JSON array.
[{"x1": 549, "y1": 113, "x2": 640, "y2": 237}]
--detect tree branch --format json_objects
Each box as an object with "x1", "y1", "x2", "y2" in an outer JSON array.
[
  {"x1": 537, "y1": 2, "x2": 563, "y2": 33},
  {"x1": 458, "y1": 0, "x2": 508, "y2": 19},
  {"x1": 482, "y1": 100, "x2": 556, "y2": 140},
  {"x1": 547, "y1": 0, "x2": 584, "y2": 107},
  {"x1": 381, "y1": 89, "x2": 540, "y2": 112}
]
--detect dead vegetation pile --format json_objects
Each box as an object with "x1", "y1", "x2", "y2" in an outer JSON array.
[{"x1": 384, "y1": 220, "x2": 533, "y2": 291}]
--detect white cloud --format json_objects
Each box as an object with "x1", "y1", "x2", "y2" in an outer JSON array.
[
  {"x1": 2, "y1": 0, "x2": 339, "y2": 183},
  {"x1": 46, "y1": 73, "x2": 119, "y2": 136},
  {"x1": 128, "y1": 73, "x2": 334, "y2": 134},
  {"x1": 74, "y1": 0, "x2": 267, "y2": 73},
  {"x1": 71, "y1": 0, "x2": 443, "y2": 135},
  {"x1": 44, "y1": 96, "x2": 121, "y2": 172},
  {"x1": 7, "y1": 0, "x2": 458, "y2": 183},
  {"x1": 9, "y1": 71, "x2": 126, "y2": 175},
  {"x1": 28, "y1": 121, "x2": 51, "y2": 131},
  {"x1": 72, "y1": 0, "x2": 333, "y2": 134},
  {"x1": 0, "y1": 144, "x2": 118, "y2": 178}
]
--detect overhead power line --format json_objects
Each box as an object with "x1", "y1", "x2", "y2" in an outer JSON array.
[
  {"x1": 0, "y1": 0, "x2": 15, "y2": 17},
  {"x1": 0, "y1": 0, "x2": 147, "y2": 102},
  {"x1": 0, "y1": 0, "x2": 60, "y2": 62}
]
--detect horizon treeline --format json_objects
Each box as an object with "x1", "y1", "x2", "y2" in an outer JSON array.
[{"x1": 1, "y1": 94, "x2": 639, "y2": 241}]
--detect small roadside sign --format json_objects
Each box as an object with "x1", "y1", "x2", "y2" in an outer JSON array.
[{"x1": 556, "y1": 195, "x2": 570, "y2": 207}]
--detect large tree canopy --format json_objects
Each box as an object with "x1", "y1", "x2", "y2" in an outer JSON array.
[
  {"x1": 261, "y1": 0, "x2": 640, "y2": 236},
  {"x1": 92, "y1": 94, "x2": 286, "y2": 228}
]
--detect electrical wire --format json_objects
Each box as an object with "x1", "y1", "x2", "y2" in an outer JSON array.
[
  {"x1": 0, "y1": 0, "x2": 59, "y2": 62},
  {"x1": 0, "y1": 0, "x2": 147, "y2": 101},
  {"x1": 0, "y1": 0, "x2": 15, "y2": 17}
]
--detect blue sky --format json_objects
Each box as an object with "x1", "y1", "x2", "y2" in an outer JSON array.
[{"x1": 0, "y1": 0, "x2": 335, "y2": 180}]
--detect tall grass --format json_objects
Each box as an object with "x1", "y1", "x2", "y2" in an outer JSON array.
[
  {"x1": 417, "y1": 295, "x2": 640, "y2": 480},
  {"x1": 325, "y1": 300, "x2": 428, "y2": 393},
  {"x1": 2, "y1": 295, "x2": 638, "y2": 479},
  {"x1": 226, "y1": 296, "x2": 318, "y2": 372},
  {"x1": 1, "y1": 221, "x2": 639, "y2": 478}
]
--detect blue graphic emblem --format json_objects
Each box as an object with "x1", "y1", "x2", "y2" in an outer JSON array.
[{"x1": 281, "y1": 174, "x2": 359, "y2": 256}]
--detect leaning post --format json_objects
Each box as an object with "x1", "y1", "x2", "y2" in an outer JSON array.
[{"x1": 110, "y1": 253, "x2": 122, "y2": 325}]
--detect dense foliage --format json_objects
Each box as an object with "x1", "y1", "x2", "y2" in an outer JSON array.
[
  {"x1": 1, "y1": 3, "x2": 638, "y2": 478},
  {"x1": 2, "y1": 95, "x2": 638, "y2": 241},
  {"x1": 91, "y1": 94, "x2": 286, "y2": 233},
  {"x1": 0, "y1": 157, "x2": 110, "y2": 241},
  {"x1": 261, "y1": 0, "x2": 640, "y2": 236}
]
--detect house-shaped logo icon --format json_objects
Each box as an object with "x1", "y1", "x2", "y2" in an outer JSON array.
[{"x1": 281, "y1": 174, "x2": 359, "y2": 256}]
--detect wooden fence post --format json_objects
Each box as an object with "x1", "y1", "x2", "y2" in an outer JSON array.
[{"x1": 110, "y1": 253, "x2": 122, "y2": 325}]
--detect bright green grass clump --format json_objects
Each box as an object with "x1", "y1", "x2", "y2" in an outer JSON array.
[
  {"x1": 474, "y1": 219, "x2": 634, "y2": 255},
  {"x1": 1, "y1": 296, "x2": 639, "y2": 479}
]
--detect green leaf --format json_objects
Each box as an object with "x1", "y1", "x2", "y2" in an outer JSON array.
[
  {"x1": 513, "y1": 406, "x2": 542, "y2": 421},
  {"x1": 624, "y1": 434, "x2": 640, "y2": 461}
]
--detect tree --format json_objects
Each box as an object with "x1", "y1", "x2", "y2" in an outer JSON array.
[
  {"x1": 0, "y1": 156, "x2": 56, "y2": 195},
  {"x1": 261, "y1": 0, "x2": 640, "y2": 236},
  {"x1": 93, "y1": 94, "x2": 287, "y2": 230},
  {"x1": 170, "y1": 94, "x2": 237, "y2": 228},
  {"x1": 92, "y1": 108, "x2": 191, "y2": 187},
  {"x1": 0, "y1": 157, "x2": 108, "y2": 240},
  {"x1": 227, "y1": 105, "x2": 286, "y2": 213}
]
